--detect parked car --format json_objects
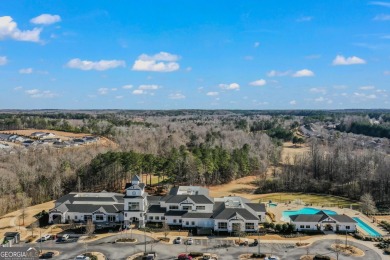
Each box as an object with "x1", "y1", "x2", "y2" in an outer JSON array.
[
  {"x1": 265, "y1": 256, "x2": 279, "y2": 260},
  {"x1": 40, "y1": 252, "x2": 55, "y2": 259},
  {"x1": 186, "y1": 237, "x2": 193, "y2": 245},
  {"x1": 62, "y1": 234, "x2": 70, "y2": 240},
  {"x1": 178, "y1": 254, "x2": 192, "y2": 260},
  {"x1": 38, "y1": 234, "x2": 51, "y2": 242},
  {"x1": 74, "y1": 256, "x2": 90, "y2": 260},
  {"x1": 174, "y1": 237, "x2": 182, "y2": 244},
  {"x1": 250, "y1": 239, "x2": 258, "y2": 247},
  {"x1": 143, "y1": 252, "x2": 157, "y2": 260},
  {"x1": 202, "y1": 253, "x2": 218, "y2": 260}
]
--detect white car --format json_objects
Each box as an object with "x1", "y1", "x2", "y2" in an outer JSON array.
[
  {"x1": 74, "y1": 256, "x2": 90, "y2": 260},
  {"x1": 174, "y1": 237, "x2": 182, "y2": 244},
  {"x1": 265, "y1": 256, "x2": 279, "y2": 260},
  {"x1": 41, "y1": 234, "x2": 51, "y2": 241},
  {"x1": 186, "y1": 237, "x2": 193, "y2": 245},
  {"x1": 62, "y1": 234, "x2": 70, "y2": 240}
]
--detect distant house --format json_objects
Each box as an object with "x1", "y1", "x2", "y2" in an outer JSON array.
[
  {"x1": 3, "y1": 232, "x2": 20, "y2": 245},
  {"x1": 22, "y1": 140, "x2": 36, "y2": 147},
  {"x1": 53, "y1": 141, "x2": 71, "y2": 148},
  {"x1": 73, "y1": 138, "x2": 86, "y2": 145},
  {"x1": 31, "y1": 132, "x2": 55, "y2": 139},
  {"x1": 0, "y1": 143, "x2": 11, "y2": 149},
  {"x1": 0, "y1": 134, "x2": 12, "y2": 141},
  {"x1": 83, "y1": 136, "x2": 99, "y2": 143},
  {"x1": 289, "y1": 211, "x2": 356, "y2": 232}
]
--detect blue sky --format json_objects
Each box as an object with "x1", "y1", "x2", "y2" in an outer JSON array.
[{"x1": 0, "y1": 0, "x2": 389, "y2": 109}]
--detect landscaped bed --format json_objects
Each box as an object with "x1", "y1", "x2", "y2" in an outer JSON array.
[
  {"x1": 116, "y1": 237, "x2": 137, "y2": 243},
  {"x1": 330, "y1": 244, "x2": 365, "y2": 257}
]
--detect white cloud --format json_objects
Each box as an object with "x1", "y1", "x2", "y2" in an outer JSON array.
[
  {"x1": 30, "y1": 14, "x2": 61, "y2": 25},
  {"x1": 292, "y1": 69, "x2": 314, "y2": 77},
  {"x1": 249, "y1": 79, "x2": 267, "y2": 86},
  {"x1": 66, "y1": 58, "x2": 125, "y2": 71},
  {"x1": 219, "y1": 83, "x2": 240, "y2": 90},
  {"x1": 138, "y1": 84, "x2": 160, "y2": 90},
  {"x1": 98, "y1": 88, "x2": 109, "y2": 95},
  {"x1": 19, "y1": 68, "x2": 33, "y2": 74},
  {"x1": 384, "y1": 71, "x2": 390, "y2": 75},
  {"x1": 25, "y1": 89, "x2": 57, "y2": 98},
  {"x1": 244, "y1": 56, "x2": 254, "y2": 60},
  {"x1": 289, "y1": 100, "x2": 297, "y2": 105},
  {"x1": 332, "y1": 55, "x2": 366, "y2": 65},
  {"x1": 206, "y1": 92, "x2": 219, "y2": 96},
  {"x1": 370, "y1": 1, "x2": 390, "y2": 7},
  {"x1": 115, "y1": 96, "x2": 123, "y2": 99},
  {"x1": 0, "y1": 16, "x2": 41, "y2": 42},
  {"x1": 186, "y1": 67, "x2": 192, "y2": 72},
  {"x1": 0, "y1": 56, "x2": 7, "y2": 65},
  {"x1": 374, "y1": 14, "x2": 390, "y2": 20},
  {"x1": 354, "y1": 92, "x2": 377, "y2": 99},
  {"x1": 132, "y1": 51, "x2": 180, "y2": 72},
  {"x1": 14, "y1": 86, "x2": 23, "y2": 91},
  {"x1": 111, "y1": 88, "x2": 117, "y2": 91},
  {"x1": 169, "y1": 93, "x2": 186, "y2": 99},
  {"x1": 305, "y1": 54, "x2": 321, "y2": 59},
  {"x1": 267, "y1": 70, "x2": 291, "y2": 77},
  {"x1": 315, "y1": 97, "x2": 325, "y2": 102},
  {"x1": 122, "y1": 85, "x2": 133, "y2": 89},
  {"x1": 310, "y1": 87, "x2": 326, "y2": 94},
  {"x1": 132, "y1": 89, "x2": 145, "y2": 95},
  {"x1": 359, "y1": 85, "x2": 375, "y2": 90},
  {"x1": 254, "y1": 42, "x2": 260, "y2": 48},
  {"x1": 297, "y1": 16, "x2": 313, "y2": 22},
  {"x1": 333, "y1": 85, "x2": 348, "y2": 89}
]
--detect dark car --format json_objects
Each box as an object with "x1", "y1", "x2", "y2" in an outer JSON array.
[
  {"x1": 40, "y1": 252, "x2": 55, "y2": 259},
  {"x1": 250, "y1": 239, "x2": 259, "y2": 247}
]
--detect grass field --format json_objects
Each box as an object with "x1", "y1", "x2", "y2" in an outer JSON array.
[{"x1": 255, "y1": 192, "x2": 359, "y2": 208}]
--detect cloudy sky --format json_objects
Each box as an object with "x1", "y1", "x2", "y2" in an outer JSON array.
[{"x1": 0, "y1": 0, "x2": 390, "y2": 109}]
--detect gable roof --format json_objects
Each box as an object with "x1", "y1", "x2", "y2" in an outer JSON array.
[
  {"x1": 246, "y1": 203, "x2": 266, "y2": 213},
  {"x1": 147, "y1": 205, "x2": 166, "y2": 214},
  {"x1": 132, "y1": 175, "x2": 140, "y2": 182},
  {"x1": 290, "y1": 213, "x2": 356, "y2": 224},
  {"x1": 164, "y1": 195, "x2": 213, "y2": 204},
  {"x1": 213, "y1": 207, "x2": 259, "y2": 221},
  {"x1": 182, "y1": 212, "x2": 214, "y2": 219},
  {"x1": 125, "y1": 183, "x2": 145, "y2": 190}
]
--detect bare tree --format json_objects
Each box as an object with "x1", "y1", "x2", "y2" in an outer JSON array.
[
  {"x1": 30, "y1": 222, "x2": 38, "y2": 238},
  {"x1": 85, "y1": 219, "x2": 95, "y2": 238},
  {"x1": 360, "y1": 193, "x2": 377, "y2": 215}
]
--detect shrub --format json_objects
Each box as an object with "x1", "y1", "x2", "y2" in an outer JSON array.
[
  {"x1": 251, "y1": 253, "x2": 266, "y2": 258},
  {"x1": 313, "y1": 255, "x2": 331, "y2": 260},
  {"x1": 385, "y1": 248, "x2": 390, "y2": 255},
  {"x1": 189, "y1": 252, "x2": 203, "y2": 257}
]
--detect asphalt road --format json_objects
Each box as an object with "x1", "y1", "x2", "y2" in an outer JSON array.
[{"x1": 31, "y1": 234, "x2": 385, "y2": 260}]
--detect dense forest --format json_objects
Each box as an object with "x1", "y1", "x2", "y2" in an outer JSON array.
[{"x1": 1, "y1": 110, "x2": 390, "y2": 216}]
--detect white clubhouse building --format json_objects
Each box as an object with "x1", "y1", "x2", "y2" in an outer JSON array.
[{"x1": 49, "y1": 175, "x2": 266, "y2": 233}]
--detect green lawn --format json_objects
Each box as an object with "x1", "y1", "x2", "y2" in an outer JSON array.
[{"x1": 254, "y1": 192, "x2": 360, "y2": 208}]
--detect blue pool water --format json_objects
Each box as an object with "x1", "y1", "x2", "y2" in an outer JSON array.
[
  {"x1": 282, "y1": 207, "x2": 337, "y2": 221},
  {"x1": 269, "y1": 203, "x2": 277, "y2": 207},
  {"x1": 352, "y1": 217, "x2": 382, "y2": 237}
]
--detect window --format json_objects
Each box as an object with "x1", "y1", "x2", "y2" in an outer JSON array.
[
  {"x1": 196, "y1": 206, "x2": 205, "y2": 210},
  {"x1": 218, "y1": 222, "x2": 228, "y2": 229},
  {"x1": 155, "y1": 216, "x2": 159, "y2": 220},
  {"x1": 68, "y1": 216, "x2": 70, "y2": 220},
  {"x1": 306, "y1": 225, "x2": 310, "y2": 228},
  {"x1": 125, "y1": 213, "x2": 127, "y2": 217},
  {"x1": 182, "y1": 206, "x2": 191, "y2": 210},
  {"x1": 161, "y1": 216, "x2": 165, "y2": 220},
  {"x1": 346, "y1": 226, "x2": 350, "y2": 229},
  {"x1": 186, "y1": 221, "x2": 189, "y2": 225},
  {"x1": 300, "y1": 225, "x2": 304, "y2": 228},
  {"x1": 108, "y1": 215, "x2": 115, "y2": 222},
  {"x1": 169, "y1": 205, "x2": 179, "y2": 210},
  {"x1": 179, "y1": 219, "x2": 182, "y2": 223},
  {"x1": 95, "y1": 215, "x2": 104, "y2": 221},
  {"x1": 75, "y1": 216, "x2": 78, "y2": 220},
  {"x1": 191, "y1": 221, "x2": 195, "y2": 226},
  {"x1": 173, "y1": 219, "x2": 177, "y2": 223},
  {"x1": 245, "y1": 223, "x2": 255, "y2": 230},
  {"x1": 128, "y1": 202, "x2": 140, "y2": 211},
  {"x1": 149, "y1": 216, "x2": 153, "y2": 220}
]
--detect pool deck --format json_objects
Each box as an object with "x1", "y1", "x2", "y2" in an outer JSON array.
[{"x1": 266, "y1": 203, "x2": 388, "y2": 237}]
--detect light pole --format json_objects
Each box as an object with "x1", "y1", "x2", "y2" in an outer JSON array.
[
  {"x1": 144, "y1": 228, "x2": 147, "y2": 253},
  {"x1": 257, "y1": 230, "x2": 261, "y2": 255}
]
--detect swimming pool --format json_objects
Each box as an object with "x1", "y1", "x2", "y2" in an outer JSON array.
[
  {"x1": 268, "y1": 203, "x2": 277, "y2": 207},
  {"x1": 352, "y1": 217, "x2": 382, "y2": 237},
  {"x1": 282, "y1": 207, "x2": 337, "y2": 221}
]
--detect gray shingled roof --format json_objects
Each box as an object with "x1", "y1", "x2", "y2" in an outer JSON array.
[
  {"x1": 147, "y1": 205, "x2": 166, "y2": 214},
  {"x1": 289, "y1": 213, "x2": 355, "y2": 224},
  {"x1": 246, "y1": 203, "x2": 266, "y2": 213},
  {"x1": 125, "y1": 183, "x2": 146, "y2": 190},
  {"x1": 331, "y1": 215, "x2": 356, "y2": 223},
  {"x1": 165, "y1": 211, "x2": 187, "y2": 216},
  {"x1": 66, "y1": 204, "x2": 122, "y2": 214},
  {"x1": 147, "y1": 196, "x2": 162, "y2": 204},
  {"x1": 164, "y1": 195, "x2": 213, "y2": 204},
  {"x1": 213, "y1": 208, "x2": 259, "y2": 220},
  {"x1": 132, "y1": 175, "x2": 140, "y2": 181},
  {"x1": 182, "y1": 212, "x2": 213, "y2": 219}
]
